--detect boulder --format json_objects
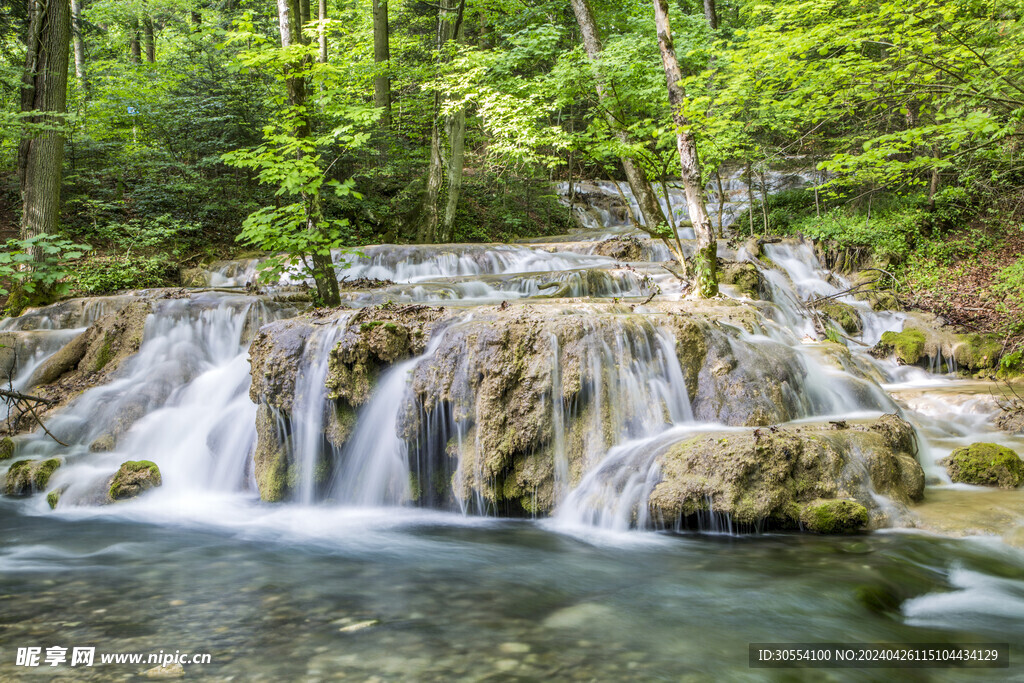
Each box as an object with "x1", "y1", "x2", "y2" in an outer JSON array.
[
  {"x1": 940, "y1": 443, "x2": 1024, "y2": 489},
  {"x1": 873, "y1": 328, "x2": 927, "y2": 365},
  {"x1": 648, "y1": 416, "x2": 924, "y2": 530},
  {"x1": 108, "y1": 460, "x2": 162, "y2": 500},
  {"x1": 4, "y1": 458, "x2": 61, "y2": 496}
]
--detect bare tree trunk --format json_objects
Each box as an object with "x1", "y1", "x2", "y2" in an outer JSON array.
[
  {"x1": 746, "y1": 161, "x2": 754, "y2": 236},
  {"x1": 277, "y1": 0, "x2": 340, "y2": 307},
  {"x1": 143, "y1": 17, "x2": 155, "y2": 63},
  {"x1": 569, "y1": 0, "x2": 669, "y2": 243},
  {"x1": 652, "y1": 0, "x2": 718, "y2": 297},
  {"x1": 299, "y1": 0, "x2": 310, "y2": 27},
  {"x1": 71, "y1": 0, "x2": 85, "y2": 85},
  {"x1": 19, "y1": 0, "x2": 70, "y2": 290},
  {"x1": 372, "y1": 0, "x2": 392, "y2": 128},
  {"x1": 703, "y1": 0, "x2": 718, "y2": 30},
  {"x1": 318, "y1": 0, "x2": 327, "y2": 63},
  {"x1": 419, "y1": 0, "x2": 465, "y2": 244},
  {"x1": 129, "y1": 18, "x2": 140, "y2": 63}
]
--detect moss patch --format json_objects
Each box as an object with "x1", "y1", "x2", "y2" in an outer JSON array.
[
  {"x1": 800, "y1": 499, "x2": 869, "y2": 533},
  {"x1": 874, "y1": 328, "x2": 927, "y2": 365},
  {"x1": 0, "y1": 437, "x2": 14, "y2": 460},
  {"x1": 952, "y1": 333, "x2": 1003, "y2": 372},
  {"x1": 940, "y1": 443, "x2": 1024, "y2": 488},
  {"x1": 4, "y1": 458, "x2": 62, "y2": 496},
  {"x1": 818, "y1": 301, "x2": 863, "y2": 335}
]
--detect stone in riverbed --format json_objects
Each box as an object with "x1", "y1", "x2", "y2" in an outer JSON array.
[
  {"x1": 872, "y1": 328, "x2": 927, "y2": 365},
  {"x1": 4, "y1": 458, "x2": 61, "y2": 496},
  {"x1": 800, "y1": 499, "x2": 869, "y2": 533},
  {"x1": 940, "y1": 443, "x2": 1024, "y2": 489},
  {"x1": 108, "y1": 460, "x2": 162, "y2": 501},
  {"x1": 0, "y1": 436, "x2": 14, "y2": 460}
]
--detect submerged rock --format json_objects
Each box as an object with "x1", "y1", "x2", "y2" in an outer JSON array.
[
  {"x1": 648, "y1": 416, "x2": 924, "y2": 530},
  {"x1": 108, "y1": 460, "x2": 162, "y2": 501},
  {"x1": 800, "y1": 499, "x2": 869, "y2": 533},
  {"x1": 4, "y1": 458, "x2": 62, "y2": 497},
  {"x1": 940, "y1": 443, "x2": 1024, "y2": 489}
]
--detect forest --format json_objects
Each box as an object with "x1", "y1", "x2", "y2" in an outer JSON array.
[
  {"x1": 1, "y1": 1, "x2": 1024, "y2": 679},
  {"x1": 1, "y1": 0, "x2": 1021, "y2": 338}
]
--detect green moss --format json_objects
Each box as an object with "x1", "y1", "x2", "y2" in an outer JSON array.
[
  {"x1": 47, "y1": 489, "x2": 62, "y2": 509},
  {"x1": 360, "y1": 320, "x2": 385, "y2": 332},
  {"x1": 953, "y1": 333, "x2": 1003, "y2": 372},
  {"x1": 0, "y1": 437, "x2": 14, "y2": 460},
  {"x1": 876, "y1": 328, "x2": 927, "y2": 365},
  {"x1": 818, "y1": 301, "x2": 862, "y2": 335},
  {"x1": 800, "y1": 499, "x2": 869, "y2": 533},
  {"x1": 34, "y1": 459, "x2": 61, "y2": 489},
  {"x1": 941, "y1": 442, "x2": 1024, "y2": 488},
  {"x1": 93, "y1": 335, "x2": 114, "y2": 371}
]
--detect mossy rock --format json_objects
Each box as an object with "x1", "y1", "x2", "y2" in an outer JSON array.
[
  {"x1": 0, "y1": 437, "x2": 14, "y2": 461},
  {"x1": 4, "y1": 458, "x2": 62, "y2": 496},
  {"x1": 873, "y1": 328, "x2": 927, "y2": 365},
  {"x1": 108, "y1": 460, "x2": 162, "y2": 501},
  {"x1": 940, "y1": 443, "x2": 1024, "y2": 489},
  {"x1": 800, "y1": 499, "x2": 869, "y2": 533},
  {"x1": 718, "y1": 261, "x2": 763, "y2": 298},
  {"x1": 817, "y1": 301, "x2": 862, "y2": 335},
  {"x1": 89, "y1": 433, "x2": 116, "y2": 452},
  {"x1": 47, "y1": 487, "x2": 66, "y2": 509},
  {"x1": 952, "y1": 333, "x2": 1003, "y2": 372}
]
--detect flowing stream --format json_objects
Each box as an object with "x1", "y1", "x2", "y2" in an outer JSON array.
[{"x1": 1, "y1": 175, "x2": 1023, "y2": 679}]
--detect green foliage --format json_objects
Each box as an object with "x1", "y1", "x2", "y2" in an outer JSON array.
[
  {"x1": 66, "y1": 255, "x2": 178, "y2": 295},
  {"x1": 0, "y1": 234, "x2": 91, "y2": 300},
  {"x1": 786, "y1": 201, "x2": 926, "y2": 262}
]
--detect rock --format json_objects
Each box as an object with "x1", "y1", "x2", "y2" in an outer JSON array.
[
  {"x1": 143, "y1": 662, "x2": 184, "y2": 679},
  {"x1": 180, "y1": 266, "x2": 209, "y2": 287},
  {"x1": 800, "y1": 499, "x2": 869, "y2": 533},
  {"x1": 0, "y1": 437, "x2": 14, "y2": 460},
  {"x1": 817, "y1": 301, "x2": 862, "y2": 335},
  {"x1": 873, "y1": 328, "x2": 927, "y2": 365},
  {"x1": 89, "y1": 433, "x2": 116, "y2": 452},
  {"x1": 940, "y1": 443, "x2": 1024, "y2": 489},
  {"x1": 47, "y1": 487, "x2": 65, "y2": 509},
  {"x1": 542, "y1": 603, "x2": 616, "y2": 630},
  {"x1": 4, "y1": 458, "x2": 61, "y2": 497},
  {"x1": 108, "y1": 460, "x2": 162, "y2": 500},
  {"x1": 649, "y1": 416, "x2": 924, "y2": 529},
  {"x1": 952, "y1": 333, "x2": 1004, "y2": 372},
  {"x1": 593, "y1": 236, "x2": 643, "y2": 261},
  {"x1": 338, "y1": 619, "x2": 380, "y2": 633},
  {"x1": 718, "y1": 261, "x2": 763, "y2": 299},
  {"x1": 996, "y1": 407, "x2": 1024, "y2": 435}
]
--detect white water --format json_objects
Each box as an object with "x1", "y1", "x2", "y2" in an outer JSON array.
[{"x1": 0, "y1": 175, "x2": 1019, "y2": 550}]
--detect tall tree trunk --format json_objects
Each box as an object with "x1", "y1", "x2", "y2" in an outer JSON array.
[
  {"x1": 19, "y1": 0, "x2": 71, "y2": 270},
  {"x1": 71, "y1": 0, "x2": 85, "y2": 85},
  {"x1": 569, "y1": 0, "x2": 669, "y2": 245},
  {"x1": 653, "y1": 0, "x2": 718, "y2": 297},
  {"x1": 372, "y1": 0, "x2": 391, "y2": 128},
  {"x1": 299, "y1": 0, "x2": 310, "y2": 27},
  {"x1": 277, "y1": 0, "x2": 340, "y2": 307},
  {"x1": 129, "y1": 18, "x2": 140, "y2": 63},
  {"x1": 143, "y1": 17, "x2": 155, "y2": 63},
  {"x1": 318, "y1": 0, "x2": 327, "y2": 63},
  {"x1": 703, "y1": 0, "x2": 718, "y2": 30},
  {"x1": 419, "y1": 0, "x2": 465, "y2": 244}
]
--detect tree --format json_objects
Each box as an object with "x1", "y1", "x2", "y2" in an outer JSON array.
[
  {"x1": 569, "y1": 0, "x2": 682, "y2": 262},
  {"x1": 653, "y1": 0, "x2": 717, "y2": 296},
  {"x1": 419, "y1": 0, "x2": 466, "y2": 244},
  {"x1": 372, "y1": 0, "x2": 391, "y2": 128},
  {"x1": 19, "y1": 0, "x2": 71, "y2": 253},
  {"x1": 71, "y1": 0, "x2": 85, "y2": 85}
]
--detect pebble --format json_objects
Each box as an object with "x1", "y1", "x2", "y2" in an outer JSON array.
[
  {"x1": 144, "y1": 662, "x2": 185, "y2": 679},
  {"x1": 499, "y1": 642, "x2": 530, "y2": 654},
  {"x1": 338, "y1": 619, "x2": 379, "y2": 633}
]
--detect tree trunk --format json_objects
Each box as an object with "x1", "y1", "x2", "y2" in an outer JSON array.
[
  {"x1": 143, "y1": 17, "x2": 155, "y2": 63},
  {"x1": 277, "y1": 0, "x2": 340, "y2": 306},
  {"x1": 703, "y1": 0, "x2": 718, "y2": 30},
  {"x1": 372, "y1": 0, "x2": 392, "y2": 128},
  {"x1": 318, "y1": 0, "x2": 327, "y2": 63},
  {"x1": 19, "y1": 0, "x2": 70, "y2": 286},
  {"x1": 299, "y1": 0, "x2": 310, "y2": 27},
  {"x1": 71, "y1": 0, "x2": 85, "y2": 85},
  {"x1": 191, "y1": 11, "x2": 201, "y2": 30},
  {"x1": 419, "y1": 0, "x2": 465, "y2": 244},
  {"x1": 652, "y1": 0, "x2": 717, "y2": 296},
  {"x1": 129, "y1": 18, "x2": 140, "y2": 63},
  {"x1": 569, "y1": 0, "x2": 669, "y2": 243}
]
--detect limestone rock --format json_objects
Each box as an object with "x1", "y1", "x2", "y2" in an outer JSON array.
[
  {"x1": 108, "y1": 460, "x2": 162, "y2": 501},
  {"x1": 940, "y1": 443, "x2": 1024, "y2": 489}
]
